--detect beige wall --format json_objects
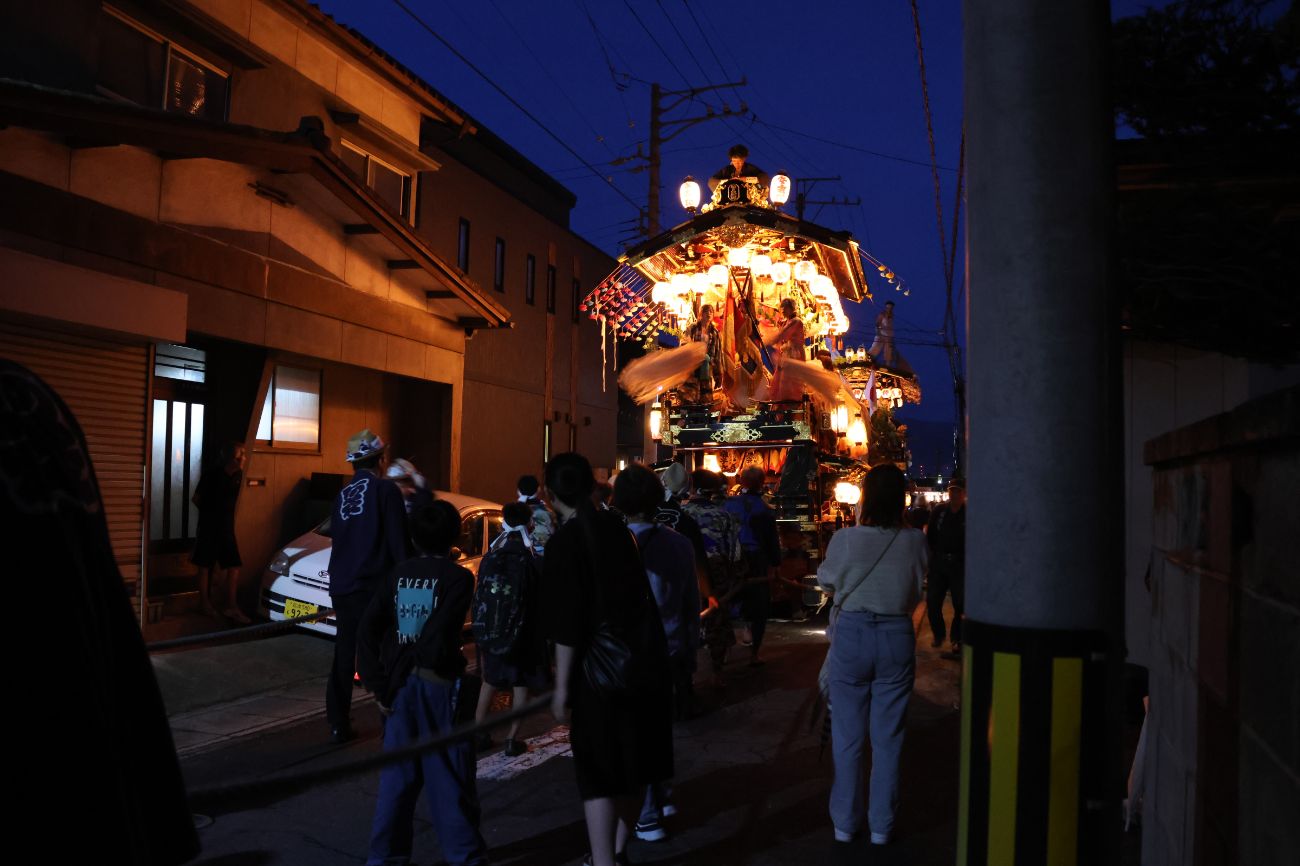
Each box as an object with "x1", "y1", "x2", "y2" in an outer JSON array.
[
  {"x1": 417, "y1": 151, "x2": 618, "y2": 482},
  {"x1": 1123, "y1": 340, "x2": 1300, "y2": 666}
]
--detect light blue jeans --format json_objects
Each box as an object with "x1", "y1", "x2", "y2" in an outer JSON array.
[{"x1": 828, "y1": 610, "x2": 915, "y2": 840}]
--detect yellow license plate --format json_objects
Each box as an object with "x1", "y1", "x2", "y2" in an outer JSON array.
[{"x1": 283, "y1": 598, "x2": 319, "y2": 619}]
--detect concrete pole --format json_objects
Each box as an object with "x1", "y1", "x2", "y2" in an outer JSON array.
[{"x1": 959, "y1": 1, "x2": 1122, "y2": 864}]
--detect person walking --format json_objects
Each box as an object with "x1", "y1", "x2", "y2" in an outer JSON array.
[
  {"x1": 472, "y1": 501, "x2": 550, "y2": 757},
  {"x1": 326, "y1": 429, "x2": 410, "y2": 743},
  {"x1": 655, "y1": 462, "x2": 720, "y2": 662},
  {"x1": 614, "y1": 464, "x2": 700, "y2": 842},
  {"x1": 541, "y1": 452, "x2": 673, "y2": 866},
  {"x1": 926, "y1": 480, "x2": 966, "y2": 651},
  {"x1": 682, "y1": 469, "x2": 743, "y2": 689},
  {"x1": 724, "y1": 467, "x2": 781, "y2": 667},
  {"x1": 517, "y1": 474, "x2": 555, "y2": 558},
  {"x1": 385, "y1": 457, "x2": 433, "y2": 514},
  {"x1": 190, "y1": 440, "x2": 249, "y2": 622},
  {"x1": 816, "y1": 463, "x2": 929, "y2": 847},
  {"x1": 357, "y1": 500, "x2": 488, "y2": 866}
]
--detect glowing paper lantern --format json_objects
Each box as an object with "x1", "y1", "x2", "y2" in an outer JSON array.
[
  {"x1": 679, "y1": 177, "x2": 701, "y2": 211},
  {"x1": 769, "y1": 174, "x2": 791, "y2": 205},
  {"x1": 770, "y1": 261, "x2": 792, "y2": 284},
  {"x1": 708, "y1": 264, "x2": 729, "y2": 286},
  {"x1": 834, "y1": 481, "x2": 862, "y2": 505},
  {"x1": 727, "y1": 247, "x2": 752, "y2": 268},
  {"x1": 750, "y1": 254, "x2": 772, "y2": 278},
  {"x1": 794, "y1": 260, "x2": 818, "y2": 283}
]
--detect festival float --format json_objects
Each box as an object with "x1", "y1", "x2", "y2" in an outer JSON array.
[{"x1": 583, "y1": 171, "x2": 922, "y2": 607}]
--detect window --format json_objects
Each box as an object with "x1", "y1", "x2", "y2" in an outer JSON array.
[
  {"x1": 98, "y1": 7, "x2": 228, "y2": 121},
  {"x1": 546, "y1": 265, "x2": 557, "y2": 314},
  {"x1": 255, "y1": 365, "x2": 321, "y2": 451},
  {"x1": 456, "y1": 511, "x2": 491, "y2": 559},
  {"x1": 458, "y1": 219, "x2": 471, "y2": 272},
  {"x1": 154, "y1": 343, "x2": 205, "y2": 382},
  {"x1": 494, "y1": 238, "x2": 506, "y2": 293},
  {"x1": 340, "y1": 140, "x2": 414, "y2": 222},
  {"x1": 525, "y1": 254, "x2": 536, "y2": 305},
  {"x1": 571, "y1": 278, "x2": 582, "y2": 322},
  {"x1": 150, "y1": 398, "x2": 204, "y2": 542}
]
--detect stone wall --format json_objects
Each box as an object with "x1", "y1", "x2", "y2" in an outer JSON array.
[{"x1": 1141, "y1": 385, "x2": 1299, "y2": 866}]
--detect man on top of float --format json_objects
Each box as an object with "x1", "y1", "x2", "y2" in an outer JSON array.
[{"x1": 708, "y1": 144, "x2": 771, "y2": 192}]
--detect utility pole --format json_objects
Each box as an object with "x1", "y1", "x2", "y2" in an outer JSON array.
[
  {"x1": 641, "y1": 80, "x2": 747, "y2": 236},
  {"x1": 794, "y1": 176, "x2": 859, "y2": 222}
]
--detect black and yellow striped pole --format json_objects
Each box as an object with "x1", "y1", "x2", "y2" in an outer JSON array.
[
  {"x1": 956, "y1": 624, "x2": 1115, "y2": 865},
  {"x1": 963, "y1": 0, "x2": 1122, "y2": 863}
]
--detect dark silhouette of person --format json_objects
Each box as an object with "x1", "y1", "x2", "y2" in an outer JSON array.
[{"x1": 0, "y1": 359, "x2": 199, "y2": 864}]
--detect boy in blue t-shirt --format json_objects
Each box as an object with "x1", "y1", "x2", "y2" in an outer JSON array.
[{"x1": 358, "y1": 500, "x2": 486, "y2": 866}]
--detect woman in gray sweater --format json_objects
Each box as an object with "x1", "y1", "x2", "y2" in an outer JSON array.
[{"x1": 816, "y1": 463, "x2": 929, "y2": 847}]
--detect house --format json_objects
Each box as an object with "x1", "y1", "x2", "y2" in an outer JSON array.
[{"x1": 0, "y1": 0, "x2": 616, "y2": 635}]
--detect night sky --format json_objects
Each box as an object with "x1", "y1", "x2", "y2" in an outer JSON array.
[{"x1": 308, "y1": 1, "x2": 1165, "y2": 454}]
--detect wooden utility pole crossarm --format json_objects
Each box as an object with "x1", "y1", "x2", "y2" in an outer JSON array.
[{"x1": 646, "y1": 79, "x2": 748, "y2": 236}]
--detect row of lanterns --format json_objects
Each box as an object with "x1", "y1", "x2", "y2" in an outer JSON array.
[
  {"x1": 648, "y1": 251, "x2": 849, "y2": 335},
  {"x1": 679, "y1": 173, "x2": 792, "y2": 213}
]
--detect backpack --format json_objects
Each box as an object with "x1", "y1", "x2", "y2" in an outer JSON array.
[{"x1": 470, "y1": 538, "x2": 531, "y2": 656}]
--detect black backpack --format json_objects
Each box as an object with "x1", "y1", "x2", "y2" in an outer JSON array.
[{"x1": 470, "y1": 539, "x2": 531, "y2": 656}]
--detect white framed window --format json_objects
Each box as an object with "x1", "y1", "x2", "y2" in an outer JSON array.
[
  {"x1": 339, "y1": 140, "x2": 415, "y2": 223},
  {"x1": 97, "y1": 6, "x2": 229, "y2": 121},
  {"x1": 255, "y1": 365, "x2": 322, "y2": 452}
]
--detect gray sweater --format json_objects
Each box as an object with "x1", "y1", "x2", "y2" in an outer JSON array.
[{"x1": 816, "y1": 525, "x2": 928, "y2": 615}]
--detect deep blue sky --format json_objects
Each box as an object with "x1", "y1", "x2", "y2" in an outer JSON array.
[{"x1": 314, "y1": 0, "x2": 965, "y2": 426}]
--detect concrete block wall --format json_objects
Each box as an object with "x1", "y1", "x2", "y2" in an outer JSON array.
[{"x1": 1141, "y1": 385, "x2": 1300, "y2": 866}]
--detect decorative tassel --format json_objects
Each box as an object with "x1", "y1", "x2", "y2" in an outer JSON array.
[{"x1": 618, "y1": 342, "x2": 707, "y2": 404}]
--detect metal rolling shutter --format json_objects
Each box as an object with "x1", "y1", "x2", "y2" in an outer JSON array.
[{"x1": 0, "y1": 320, "x2": 148, "y2": 589}]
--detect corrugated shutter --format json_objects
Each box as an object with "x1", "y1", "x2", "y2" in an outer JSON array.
[{"x1": 0, "y1": 320, "x2": 148, "y2": 588}]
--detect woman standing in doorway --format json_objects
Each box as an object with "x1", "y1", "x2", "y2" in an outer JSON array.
[{"x1": 191, "y1": 441, "x2": 249, "y2": 622}]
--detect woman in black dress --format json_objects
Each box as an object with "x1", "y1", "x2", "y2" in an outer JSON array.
[
  {"x1": 542, "y1": 452, "x2": 673, "y2": 866},
  {"x1": 191, "y1": 441, "x2": 248, "y2": 622}
]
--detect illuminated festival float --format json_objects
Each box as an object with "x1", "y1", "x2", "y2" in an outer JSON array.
[{"x1": 585, "y1": 170, "x2": 923, "y2": 608}]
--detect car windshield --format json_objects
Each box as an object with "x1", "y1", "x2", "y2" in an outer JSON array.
[{"x1": 457, "y1": 512, "x2": 486, "y2": 559}]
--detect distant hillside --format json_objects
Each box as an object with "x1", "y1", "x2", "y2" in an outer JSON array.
[{"x1": 896, "y1": 415, "x2": 958, "y2": 478}]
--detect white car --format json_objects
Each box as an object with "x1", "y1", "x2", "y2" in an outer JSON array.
[{"x1": 259, "y1": 490, "x2": 503, "y2": 636}]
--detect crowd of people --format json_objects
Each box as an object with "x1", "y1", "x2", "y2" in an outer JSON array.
[{"x1": 321, "y1": 426, "x2": 966, "y2": 865}]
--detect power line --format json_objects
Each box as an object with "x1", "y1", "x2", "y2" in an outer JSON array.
[
  {"x1": 483, "y1": 0, "x2": 618, "y2": 159},
  {"x1": 387, "y1": 0, "x2": 642, "y2": 213},
  {"x1": 621, "y1": 0, "x2": 692, "y2": 88},
  {"x1": 752, "y1": 118, "x2": 955, "y2": 171},
  {"x1": 574, "y1": 0, "x2": 639, "y2": 139}
]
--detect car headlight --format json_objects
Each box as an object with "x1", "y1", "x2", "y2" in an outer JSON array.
[{"x1": 269, "y1": 551, "x2": 291, "y2": 575}]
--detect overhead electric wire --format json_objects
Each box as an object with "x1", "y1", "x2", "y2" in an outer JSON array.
[
  {"x1": 909, "y1": 0, "x2": 952, "y2": 285},
  {"x1": 483, "y1": 0, "x2": 619, "y2": 159},
  {"x1": 622, "y1": 0, "x2": 693, "y2": 88},
  {"x1": 387, "y1": 0, "x2": 642, "y2": 213},
  {"x1": 575, "y1": 0, "x2": 640, "y2": 142},
  {"x1": 672, "y1": 10, "x2": 824, "y2": 181},
  {"x1": 752, "y1": 119, "x2": 955, "y2": 172}
]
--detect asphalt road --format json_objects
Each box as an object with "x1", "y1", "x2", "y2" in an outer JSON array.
[{"x1": 179, "y1": 616, "x2": 966, "y2": 866}]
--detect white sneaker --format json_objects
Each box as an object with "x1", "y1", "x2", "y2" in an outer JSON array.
[
  {"x1": 870, "y1": 831, "x2": 890, "y2": 845},
  {"x1": 833, "y1": 828, "x2": 854, "y2": 843},
  {"x1": 660, "y1": 803, "x2": 678, "y2": 817}
]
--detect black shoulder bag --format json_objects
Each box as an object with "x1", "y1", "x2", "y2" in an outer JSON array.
[{"x1": 579, "y1": 518, "x2": 655, "y2": 699}]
